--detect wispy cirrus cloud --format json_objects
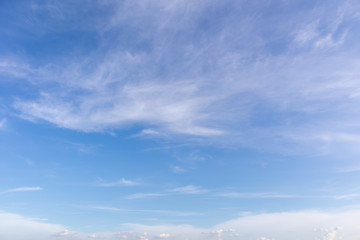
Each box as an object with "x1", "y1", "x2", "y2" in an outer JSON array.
[
  {"x1": 168, "y1": 185, "x2": 208, "y2": 195},
  {"x1": 96, "y1": 178, "x2": 139, "y2": 187},
  {"x1": 0, "y1": 118, "x2": 5, "y2": 129},
  {"x1": 125, "y1": 185, "x2": 209, "y2": 200},
  {"x1": 171, "y1": 165, "x2": 186, "y2": 174},
  {"x1": 3, "y1": 187, "x2": 42, "y2": 193},
  {"x1": 217, "y1": 191, "x2": 360, "y2": 200},
  {"x1": 216, "y1": 192, "x2": 297, "y2": 199},
  {"x1": 125, "y1": 193, "x2": 166, "y2": 200},
  {"x1": 86, "y1": 206, "x2": 201, "y2": 217},
  {"x1": 3, "y1": 0, "x2": 360, "y2": 162}
]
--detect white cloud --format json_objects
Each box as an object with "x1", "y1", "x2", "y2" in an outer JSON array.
[
  {"x1": 168, "y1": 185, "x2": 208, "y2": 195},
  {"x1": 119, "y1": 208, "x2": 360, "y2": 240},
  {"x1": 3, "y1": 187, "x2": 42, "y2": 193},
  {"x1": 158, "y1": 233, "x2": 170, "y2": 239},
  {"x1": 292, "y1": 2, "x2": 352, "y2": 50},
  {"x1": 202, "y1": 229, "x2": 236, "y2": 240},
  {"x1": 171, "y1": 166, "x2": 186, "y2": 174},
  {"x1": 216, "y1": 192, "x2": 297, "y2": 199},
  {"x1": 333, "y1": 193, "x2": 360, "y2": 200},
  {"x1": 86, "y1": 206, "x2": 201, "y2": 217},
  {"x1": 87, "y1": 206, "x2": 122, "y2": 212},
  {"x1": 14, "y1": 81, "x2": 222, "y2": 136},
  {"x1": 125, "y1": 185, "x2": 208, "y2": 200},
  {"x1": 0, "y1": 118, "x2": 6, "y2": 129},
  {"x1": 293, "y1": 21, "x2": 320, "y2": 45},
  {"x1": 97, "y1": 178, "x2": 139, "y2": 187},
  {"x1": 53, "y1": 229, "x2": 72, "y2": 237},
  {"x1": 2, "y1": 208, "x2": 360, "y2": 240},
  {"x1": 0, "y1": 211, "x2": 64, "y2": 240},
  {"x1": 140, "y1": 129, "x2": 161, "y2": 135},
  {"x1": 125, "y1": 193, "x2": 166, "y2": 200},
  {"x1": 314, "y1": 227, "x2": 343, "y2": 240},
  {"x1": 217, "y1": 191, "x2": 360, "y2": 200},
  {"x1": 0, "y1": 59, "x2": 34, "y2": 79}
]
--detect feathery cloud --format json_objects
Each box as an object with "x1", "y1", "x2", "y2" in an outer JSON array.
[
  {"x1": 97, "y1": 178, "x2": 139, "y2": 187},
  {"x1": 168, "y1": 185, "x2": 208, "y2": 195},
  {"x1": 3, "y1": 187, "x2": 42, "y2": 193},
  {"x1": 126, "y1": 193, "x2": 166, "y2": 200}
]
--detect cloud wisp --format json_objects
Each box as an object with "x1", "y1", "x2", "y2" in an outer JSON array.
[
  {"x1": 125, "y1": 185, "x2": 209, "y2": 200},
  {"x1": 125, "y1": 193, "x2": 167, "y2": 200},
  {"x1": 2, "y1": 187, "x2": 43, "y2": 194},
  {"x1": 216, "y1": 192, "x2": 298, "y2": 199},
  {"x1": 167, "y1": 185, "x2": 209, "y2": 195},
  {"x1": 0, "y1": 118, "x2": 6, "y2": 129},
  {"x1": 96, "y1": 178, "x2": 140, "y2": 187},
  {"x1": 86, "y1": 206, "x2": 202, "y2": 217}
]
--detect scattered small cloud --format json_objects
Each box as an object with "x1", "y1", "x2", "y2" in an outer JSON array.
[
  {"x1": 314, "y1": 227, "x2": 343, "y2": 240},
  {"x1": 171, "y1": 166, "x2": 186, "y2": 174},
  {"x1": 158, "y1": 233, "x2": 170, "y2": 239},
  {"x1": 141, "y1": 129, "x2": 161, "y2": 135},
  {"x1": 53, "y1": 229, "x2": 72, "y2": 237},
  {"x1": 168, "y1": 185, "x2": 208, "y2": 195},
  {"x1": 97, "y1": 178, "x2": 140, "y2": 187},
  {"x1": 202, "y1": 229, "x2": 236, "y2": 240}
]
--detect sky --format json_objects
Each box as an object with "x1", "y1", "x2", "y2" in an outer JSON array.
[{"x1": 1, "y1": 0, "x2": 360, "y2": 239}]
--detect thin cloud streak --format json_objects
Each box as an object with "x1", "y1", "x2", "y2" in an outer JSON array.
[
  {"x1": 96, "y1": 178, "x2": 140, "y2": 187},
  {"x1": 217, "y1": 192, "x2": 360, "y2": 200},
  {"x1": 168, "y1": 185, "x2": 209, "y2": 195},
  {"x1": 125, "y1": 193, "x2": 167, "y2": 200},
  {"x1": 216, "y1": 192, "x2": 298, "y2": 199},
  {"x1": 3, "y1": 187, "x2": 42, "y2": 193},
  {"x1": 86, "y1": 206, "x2": 202, "y2": 217},
  {"x1": 0, "y1": 118, "x2": 6, "y2": 129},
  {"x1": 126, "y1": 185, "x2": 209, "y2": 200}
]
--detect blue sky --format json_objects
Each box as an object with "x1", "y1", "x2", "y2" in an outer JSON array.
[{"x1": 1, "y1": 0, "x2": 360, "y2": 239}]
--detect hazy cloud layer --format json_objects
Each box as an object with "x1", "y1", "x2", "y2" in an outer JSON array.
[{"x1": 2, "y1": 209, "x2": 360, "y2": 240}]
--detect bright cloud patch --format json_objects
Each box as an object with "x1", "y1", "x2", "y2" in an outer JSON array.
[{"x1": 0, "y1": 212, "x2": 64, "y2": 240}]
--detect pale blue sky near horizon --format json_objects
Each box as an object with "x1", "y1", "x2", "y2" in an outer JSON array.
[{"x1": 1, "y1": 1, "x2": 360, "y2": 239}]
